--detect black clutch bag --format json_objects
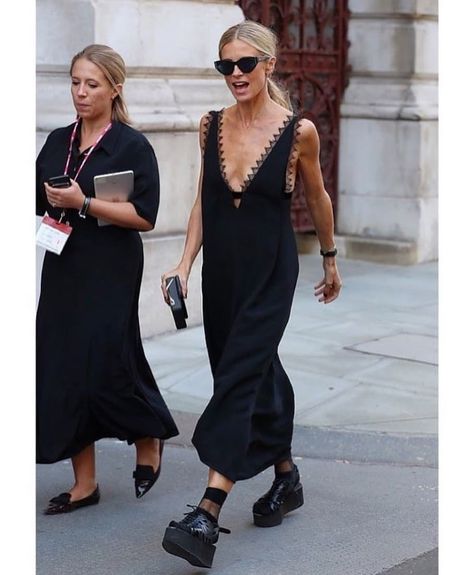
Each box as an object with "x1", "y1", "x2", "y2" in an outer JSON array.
[{"x1": 165, "y1": 275, "x2": 188, "y2": 329}]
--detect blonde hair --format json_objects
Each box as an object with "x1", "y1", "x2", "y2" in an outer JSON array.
[
  {"x1": 70, "y1": 44, "x2": 131, "y2": 125},
  {"x1": 218, "y1": 20, "x2": 292, "y2": 111}
]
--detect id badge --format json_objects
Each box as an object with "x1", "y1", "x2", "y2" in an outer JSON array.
[{"x1": 36, "y1": 215, "x2": 73, "y2": 255}]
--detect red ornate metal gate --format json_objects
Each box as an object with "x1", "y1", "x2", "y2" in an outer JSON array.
[{"x1": 236, "y1": 0, "x2": 350, "y2": 231}]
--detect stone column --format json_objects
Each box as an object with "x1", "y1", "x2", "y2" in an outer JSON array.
[
  {"x1": 36, "y1": 0, "x2": 243, "y2": 336},
  {"x1": 337, "y1": 0, "x2": 438, "y2": 264}
]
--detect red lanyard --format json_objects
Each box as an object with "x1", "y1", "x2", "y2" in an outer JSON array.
[
  {"x1": 57, "y1": 119, "x2": 112, "y2": 224},
  {"x1": 63, "y1": 119, "x2": 112, "y2": 180}
]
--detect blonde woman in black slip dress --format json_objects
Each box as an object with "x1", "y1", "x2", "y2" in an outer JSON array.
[{"x1": 160, "y1": 21, "x2": 342, "y2": 568}]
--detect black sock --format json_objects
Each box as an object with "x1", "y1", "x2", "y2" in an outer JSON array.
[
  {"x1": 275, "y1": 459, "x2": 294, "y2": 480},
  {"x1": 198, "y1": 487, "x2": 228, "y2": 520},
  {"x1": 203, "y1": 487, "x2": 228, "y2": 506}
]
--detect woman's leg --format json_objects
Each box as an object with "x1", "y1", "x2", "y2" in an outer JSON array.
[
  {"x1": 135, "y1": 437, "x2": 161, "y2": 471},
  {"x1": 69, "y1": 443, "x2": 98, "y2": 501},
  {"x1": 43, "y1": 443, "x2": 100, "y2": 514},
  {"x1": 198, "y1": 468, "x2": 234, "y2": 519},
  {"x1": 275, "y1": 459, "x2": 293, "y2": 474}
]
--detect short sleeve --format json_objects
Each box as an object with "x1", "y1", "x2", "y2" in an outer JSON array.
[{"x1": 128, "y1": 138, "x2": 160, "y2": 227}]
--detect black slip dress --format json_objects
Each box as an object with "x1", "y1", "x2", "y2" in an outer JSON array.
[{"x1": 192, "y1": 110, "x2": 300, "y2": 482}]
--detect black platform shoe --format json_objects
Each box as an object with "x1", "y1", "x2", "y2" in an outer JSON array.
[
  {"x1": 252, "y1": 464, "x2": 304, "y2": 527},
  {"x1": 134, "y1": 439, "x2": 164, "y2": 498},
  {"x1": 44, "y1": 485, "x2": 100, "y2": 515},
  {"x1": 162, "y1": 506, "x2": 230, "y2": 568}
]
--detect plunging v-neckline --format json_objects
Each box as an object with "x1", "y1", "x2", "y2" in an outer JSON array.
[{"x1": 217, "y1": 109, "x2": 293, "y2": 198}]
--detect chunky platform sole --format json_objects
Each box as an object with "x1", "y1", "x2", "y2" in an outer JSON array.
[
  {"x1": 253, "y1": 483, "x2": 304, "y2": 527},
  {"x1": 162, "y1": 526, "x2": 216, "y2": 568}
]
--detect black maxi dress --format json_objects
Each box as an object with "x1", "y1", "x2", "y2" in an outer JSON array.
[
  {"x1": 36, "y1": 121, "x2": 178, "y2": 464},
  {"x1": 192, "y1": 110, "x2": 300, "y2": 482}
]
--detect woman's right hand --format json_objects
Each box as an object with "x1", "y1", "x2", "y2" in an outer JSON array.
[{"x1": 161, "y1": 266, "x2": 189, "y2": 305}]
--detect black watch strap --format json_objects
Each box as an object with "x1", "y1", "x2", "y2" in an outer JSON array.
[{"x1": 320, "y1": 247, "x2": 338, "y2": 258}]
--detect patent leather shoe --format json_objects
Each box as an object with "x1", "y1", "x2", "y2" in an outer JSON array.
[
  {"x1": 253, "y1": 464, "x2": 304, "y2": 527},
  {"x1": 134, "y1": 439, "x2": 164, "y2": 498},
  {"x1": 162, "y1": 505, "x2": 230, "y2": 568},
  {"x1": 44, "y1": 485, "x2": 100, "y2": 515}
]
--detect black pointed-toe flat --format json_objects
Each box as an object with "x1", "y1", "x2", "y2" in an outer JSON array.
[
  {"x1": 44, "y1": 485, "x2": 100, "y2": 515},
  {"x1": 133, "y1": 439, "x2": 164, "y2": 498}
]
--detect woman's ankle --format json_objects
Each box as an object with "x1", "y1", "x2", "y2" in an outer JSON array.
[
  {"x1": 135, "y1": 437, "x2": 160, "y2": 469},
  {"x1": 199, "y1": 487, "x2": 228, "y2": 520},
  {"x1": 69, "y1": 481, "x2": 97, "y2": 500},
  {"x1": 275, "y1": 458, "x2": 293, "y2": 475}
]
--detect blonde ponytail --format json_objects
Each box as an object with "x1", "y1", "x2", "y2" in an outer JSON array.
[{"x1": 267, "y1": 78, "x2": 292, "y2": 111}]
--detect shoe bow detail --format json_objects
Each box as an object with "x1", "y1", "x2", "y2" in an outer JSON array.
[
  {"x1": 44, "y1": 486, "x2": 100, "y2": 515},
  {"x1": 134, "y1": 440, "x2": 164, "y2": 498}
]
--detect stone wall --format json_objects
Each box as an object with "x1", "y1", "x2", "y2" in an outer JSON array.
[{"x1": 337, "y1": 0, "x2": 438, "y2": 263}]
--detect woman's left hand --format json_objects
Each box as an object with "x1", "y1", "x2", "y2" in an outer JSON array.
[
  {"x1": 314, "y1": 259, "x2": 342, "y2": 304},
  {"x1": 44, "y1": 179, "x2": 85, "y2": 210}
]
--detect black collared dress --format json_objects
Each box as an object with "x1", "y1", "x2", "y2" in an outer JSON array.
[
  {"x1": 191, "y1": 110, "x2": 299, "y2": 482},
  {"x1": 36, "y1": 120, "x2": 178, "y2": 464}
]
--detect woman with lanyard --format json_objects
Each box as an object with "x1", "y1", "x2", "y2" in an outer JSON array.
[{"x1": 36, "y1": 44, "x2": 178, "y2": 514}]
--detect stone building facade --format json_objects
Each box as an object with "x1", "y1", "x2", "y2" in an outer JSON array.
[
  {"x1": 338, "y1": 0, "x2": 438, "y2": 264},
  {"x1": 36, "y1": 0, "x2": 438, "y2": 337}
]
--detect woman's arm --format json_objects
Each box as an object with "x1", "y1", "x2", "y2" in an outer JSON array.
[
  {"x1": 296, "y1": 119, "x2": 342, "y2": 304},
  {"x1": 43, "y1": 180, "x2": 153, "y2": 231},
  {"x1": 44, "y1": 134, "x2": 159, "y2": 232},
  {"x1": 177, "y1": 166, "x2": 204, "y2": 278},
  {"x1": 87, "y1": 195, "x2": 153, "y2": 231},
  {"x1": 160, "y1": 114, "x2": 208, "y2": 302},
  {"x1": 160, "y1": 166, "x2": 203, "y2": 301}
]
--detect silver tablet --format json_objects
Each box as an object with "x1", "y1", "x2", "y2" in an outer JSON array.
[{"x1": 93, "y1": 170, "x2": 134, "y2": 226}]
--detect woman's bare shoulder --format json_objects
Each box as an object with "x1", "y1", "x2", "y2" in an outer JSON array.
[
  {"x1": 297, "y1": 118, "x2": 319, "y2": 138},
  {"x1": 295, "y1": 118, "x2": 320, "y2": 151}
]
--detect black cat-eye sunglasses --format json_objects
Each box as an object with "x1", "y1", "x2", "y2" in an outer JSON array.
[{"x1": 214, "y1": 56, "x2": 270, "y2": 76}]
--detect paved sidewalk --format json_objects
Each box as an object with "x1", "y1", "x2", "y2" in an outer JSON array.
[
  {"x1": 37, "y1": 440, "x2": 437, "y2": 575},
  {"x1": 144, "y1": 255, "x2": 438, "y2": 437},
  {"x1": 37, "y1": 256, "x2": 438, "y2": 575}
]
